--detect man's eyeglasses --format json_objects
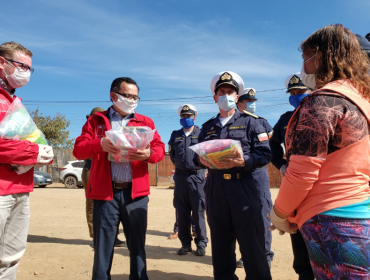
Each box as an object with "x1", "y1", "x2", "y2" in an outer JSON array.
[
  {"x1": 114, "y1": 91, "x2": 140, "y2": 101},
  {"x1": 5, "y1": 59, "x2": 34, "y2": 74}
]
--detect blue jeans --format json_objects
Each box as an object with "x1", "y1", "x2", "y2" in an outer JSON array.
[{"x1": 92, "y1": 187, "x2": 149, "y2": 280}]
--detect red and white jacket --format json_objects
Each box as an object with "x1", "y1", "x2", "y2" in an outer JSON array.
[
  {"x1": 0, "y1": 87, "x2": 39, "y2": 195},
  {"x1": 73, "y1": 108, "x2": 165, "y2": 200}
]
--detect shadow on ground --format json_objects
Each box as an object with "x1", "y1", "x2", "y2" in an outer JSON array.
[
  {"x1": 27, "y1": 234, "x2": 91, "y2": 246},
  {"x1": 111, "y1": 270, "x2": 213, "y2": 280}
]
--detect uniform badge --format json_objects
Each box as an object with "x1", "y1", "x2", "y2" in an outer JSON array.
[
  {"x1": 211, "y1": 127, "x2": 214, "y2": 130},
  {"x1": 183, "y1": 105, "x2": 189, "y2": 111},
  {"x1": 289, "y1": 76, "x2": 299, "y2": 84},
  {"x1": 169, "y1": 145, "x2": 171, "y2": 151},
  {"x1": 257, "y1": 132, "x2": 269, "y2": 142},
  {"x1": 268, "y1": 131, "x2": 273, "y2": 138},
  {"x1": 248, "y1": 89, "x2": 255, "y2": 96},
  {"x1": 220, "y1": 72, "x2": 232, "y2": 81}
]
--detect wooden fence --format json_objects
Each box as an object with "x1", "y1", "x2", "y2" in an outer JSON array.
[
  {"x1": 149, "y1": 155, "x2": 283, "y2": 188},
  {"x1": 43, "y1": 150, "x2": 283, "y2": 188}
]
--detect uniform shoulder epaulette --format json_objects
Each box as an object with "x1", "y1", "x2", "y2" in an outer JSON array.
[
  {"x1": 243, "y1": 110, "x2": 260, "y2": 119},
  {"x1": 203, "y1": 117, "x2": 214, "y2": 125}
]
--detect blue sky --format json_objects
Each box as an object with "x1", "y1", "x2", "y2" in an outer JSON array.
[{"x1": 1, "y1": 0, "x2": 369, "y2": 149}]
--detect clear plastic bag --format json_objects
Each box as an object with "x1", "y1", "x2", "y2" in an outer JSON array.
[
  {"x1": 0, "y1": 98, "x2": 48, "y2": 174},
  {"x1": 105, "y1": 126, "x2": 156, "y2": 162},
  {"x1": 189, "y1": 139, "x2": 243, "y2": 169}
]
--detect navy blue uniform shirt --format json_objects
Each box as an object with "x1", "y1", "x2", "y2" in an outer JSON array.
[
  {"x1": 168, "y1": 126, "x2": 201, "y2": 170},
  {"x1": 197, "y1": 110, "x2": 271, "y2": 171},
  {"x1": 269, "y1": 110, "x2": 294, "y2": 169}
]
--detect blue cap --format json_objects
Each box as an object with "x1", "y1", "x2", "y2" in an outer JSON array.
[{"x1": 355, "y1": 34, "x2": 370, "y2": 51}]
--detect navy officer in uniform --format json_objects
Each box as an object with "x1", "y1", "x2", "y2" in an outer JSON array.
[
  {"x1": 269, "y1": 73, "x2": 314, "y2": 280},
  {"x1": 197, "y1": 71, "x2": 272, "y2": 280},
  {"x1": 168, "y1": 104, "x2": 208, "y2": 256},
  {"x1": 235, "y1": 88, "x2": 274, "y2": 269}
]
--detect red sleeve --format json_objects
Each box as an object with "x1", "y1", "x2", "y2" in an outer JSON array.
[
  {"x1": 0, "y1": 138, "x2": 39, "y2": 165},
  {"x1": 145, "y1": 118, "x2": 165, "y2": 164},
  {"x1": 73, "y1": 119, "x2": 104, "y2": 160}
]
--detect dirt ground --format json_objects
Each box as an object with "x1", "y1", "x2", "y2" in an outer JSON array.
[{"x1": 17, "y1": 183, "x2": 298, "y2": 280}]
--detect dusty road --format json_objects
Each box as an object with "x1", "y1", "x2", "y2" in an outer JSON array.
[{"x1": 17, "y1": 184, "x2": 298, "y2": 280}]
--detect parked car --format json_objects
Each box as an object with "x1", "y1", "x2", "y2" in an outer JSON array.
[
  {"x1": 34, "y1": 171, "x2": 53, "y2": 188},
  {"x1": 60, "y1": 160, "x2": 84, "y2": 189},
  {"x1": 170, "y1": 170, "x2": 175, "y2": 184}
]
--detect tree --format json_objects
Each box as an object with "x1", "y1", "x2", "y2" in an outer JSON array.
[{"x1": 30, "y1": 109, "x2": 75, "y2": 149}]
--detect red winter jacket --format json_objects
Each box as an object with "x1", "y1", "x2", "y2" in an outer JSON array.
[
  {"x1": 73, "y1": 108, "x2": 165, "y2": 200},
  {"x1": 0, "y1": 88, "x2": 39, "y2": 195}
]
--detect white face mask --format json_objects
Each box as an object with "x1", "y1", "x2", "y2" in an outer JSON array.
[
  {"x1": 113, "y1": 93, "x2": 138, "y2": 114},
  {"x1": 300, "y1": 53, "x2": 317, "y2": 90},
  {"x1": 217, "y1": 95, "x2": 236, "y2": 112},
  {"x1": 3, "y1": 67, "x2": 30, "y2": 89}
]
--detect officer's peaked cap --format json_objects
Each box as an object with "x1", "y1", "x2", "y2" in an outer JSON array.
[
  {"x1": 178, "y1": 104, "x2": 198, "y2": 118},
  {"x1": 285, "y1": 73, "x2": 310, "y2": 93},
  {"x1": 239, "y1": 88, "x2": 257, "y2": 102},
  {"x1": 210, "y1": 71, "x2": 244, "y2": 96},
  {"x1": 355, "y1": 34, "x2": 370, "y2": 51}
]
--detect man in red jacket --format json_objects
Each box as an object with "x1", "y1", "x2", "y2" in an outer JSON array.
[
  {"x1": 73, "y1": 77, "x2": 165, "y2": 280},
  {"x1": 0, "y1": 41, "x2": 54, "y2": 279}
]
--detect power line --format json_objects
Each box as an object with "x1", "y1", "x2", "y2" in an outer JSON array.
[{"x1": 22, "y1": 88, "x2": 286, "y2": 104}]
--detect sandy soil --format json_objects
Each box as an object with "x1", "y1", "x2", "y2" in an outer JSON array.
[{"x1": 16, "y1": 184, "x2": 298, "y2": 280}]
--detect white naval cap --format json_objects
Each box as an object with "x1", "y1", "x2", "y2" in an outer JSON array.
[
  {"x1": 285, "y1": 73, "x2": 310, "y2": 93},
  {"x1": 210, "y1": 71, "x2": 244, "y2": 96},
  {"x1": 239, "y1": 88, "x2": 257, "y2": 101},
  {"x1": 177, "y1": 104, "x2": 198, "y2": 118}
]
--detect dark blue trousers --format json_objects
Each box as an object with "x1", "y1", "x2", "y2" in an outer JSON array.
[
  {"x1": 92, "y1": 187, "x2": 149, "y2": 280},
  {"x1": 205, "y1": 171, "x2": 271, "y2": 280},
  {"x1": 173, "y1": 209, "x2": 196, "y2": 233},
  {"x1": 252, "y1": 167, "x2": 274, "y2": 262},
  {"x1": 173, "y1": 172, "x2": 208, "y2": 248}
]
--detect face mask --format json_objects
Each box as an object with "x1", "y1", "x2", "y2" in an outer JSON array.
[
  {"x1": 300, "y1": 53, "x2": 317, "y2": 90},
  {"x1": 3, "y1": 67, "x2": 30, "y2": 89},
  {"x1": 180, "y1": 118, "x2": 194, "y2": 129},
  {"x1": 246, "y1": 101, "x2": 256, "y2": 113},
  {"x1": 217, "y1": 95, "x2": 235, "y2": 112},
  {"x1": 289, "y1": 93, "x2": 309, "y2": 109},
  {"x1": 113, "y1": 94, "x2": 138, "y2": 114}
]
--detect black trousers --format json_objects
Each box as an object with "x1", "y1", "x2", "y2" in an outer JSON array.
[
  {"x1": 173, "y1": 172, "x2": 208, "y2": 248},
  {"x1": 290, "y1": 230, "x2": 315, "y2": 280},
  {"x1": 92, "y1": 187, "x2": 149, "y2": 280},
  {"x1": 205, "y1": 171, "x2": 271, "y2": 280}
]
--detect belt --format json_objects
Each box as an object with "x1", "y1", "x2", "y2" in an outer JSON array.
[
  {"x1": 175, "y1": 168, "x2": 206, "y2": 176},
  {"x1": 112, "y1": 181, "x2": 132, "y2": 189},
  {"x1": 208, "y1": 171, "x2": 250, "y2": 180}
]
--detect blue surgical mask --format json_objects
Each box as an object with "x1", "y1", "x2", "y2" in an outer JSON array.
[
  {"x1": 289, "y1": 93, "x2": 309, "y2": 109},
  {"x1": 246, "y1": 101, "x2": 256, "y2": 113},
  {"x1": 180, "y1": 118, "x2": 194, "y2": 129},
  {"x1": 217, "y1": 95, "x2": 235, "y2": 112}
]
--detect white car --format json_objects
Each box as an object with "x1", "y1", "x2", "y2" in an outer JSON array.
[
  {"x1": 170, "y1": 170, "x2": 175, "y2": 184},
  {"x1": 60, "y1": 160, "x2": 84, "y2": 188}
]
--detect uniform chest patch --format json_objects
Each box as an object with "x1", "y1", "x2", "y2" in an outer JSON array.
[
  {"x1": 207, "y1": 131, "x2": 216, "y2": 135},
  {"x1": 228, "y1": 126, "x2": 246, "y2": 130},
  {"x1": 268, "y1": 131, "x2": 274, "y2": 138},
  {"x1": 175, "y1": 137, "x2": 182, "y2": 140}
]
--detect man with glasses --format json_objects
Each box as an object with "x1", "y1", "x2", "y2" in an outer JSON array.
[
  {"x1": 74, "y1": 77, "x2": 165, "y2": 280},
  {"x1": 0, "y1": 41, "x2": 53, "y2": 279}
]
